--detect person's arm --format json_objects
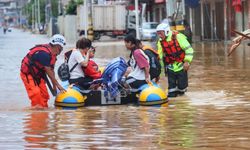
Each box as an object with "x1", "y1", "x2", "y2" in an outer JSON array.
[
  {"x1": 44, "y1": 66, "x2": 66, "y2": 92},
  {"x1": 177, "y1": 33, "x2": 194, "y2": 71},
  {"x1": 144, "y1": 66, "x2": 150, "y2": 83},
  {"x1": 233, "y1": 29, "x2": 250, "y2": 43},
  {"x1": 35, "y1": 52, "x2": 66, "y2": 92},
  {"x1": 157, "y1": 40, "x2": 164, "y2": 68},
  {"x1": 80, "y1": 48, "x2": 94, "y2": 67}
]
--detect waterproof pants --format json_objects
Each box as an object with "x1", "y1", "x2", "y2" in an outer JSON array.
[
  {"x1": 167, "y1": 69, "x2": 188, "y2": 97},
  {"x1": 20, "y1": 72, "x2": 50, "y2": 108}
]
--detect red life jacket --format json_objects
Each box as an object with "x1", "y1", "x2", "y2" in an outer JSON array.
[
  {"x1": 82, "y1": 60, "x2": 102, "y2": 79},
  {"x1": 20, "y1": 44, "x2": 56, "y2": 78},
  {"x1": 160, "y1": 32, "x2": 185, "y2": 64}
]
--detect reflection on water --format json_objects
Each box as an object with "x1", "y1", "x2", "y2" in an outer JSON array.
[
  {"x1": 20, "y1": 106, "x2": 197, "y2": 149},
  {"x1": 23, "y1": 111, "x2": 55, "y2": 149},
  {"x1": 1, "y1": 30, "x2": 250, "y2": 149}
]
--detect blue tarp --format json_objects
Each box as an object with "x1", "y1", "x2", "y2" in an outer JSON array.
[{"x1": 101, "y1": 57, "x2": 128, "y2": 98}]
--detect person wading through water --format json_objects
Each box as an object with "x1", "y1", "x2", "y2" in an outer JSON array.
[
  {"x1": 20, "y1": 34, "x2": 67, "y2": 108},
  {"x1": 156, "y1": 23, "x2": 194, "y2": 97}
]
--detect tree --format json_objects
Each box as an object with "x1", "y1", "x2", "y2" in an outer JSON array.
[
  {"x1": 23, "y1": 0, "x2": 59, "y2": 26},
  {"x1": 66, "y1": 0, "x2": 77, "y2": 15}
]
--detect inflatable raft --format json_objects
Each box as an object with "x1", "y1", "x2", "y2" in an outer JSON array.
[{"x1": 55, "y1": 57, "x2": 168, "y2": 108}]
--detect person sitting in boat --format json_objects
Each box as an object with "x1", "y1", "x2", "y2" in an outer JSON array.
[
  {"x1": 136, "y1": 39, "x2": 161, "y2": 83},
  {"x1": 82, "y1": 46, "x2": 102, "y2": 80},
  {"x1": 124, "y1": 35, "x2": 150, "y2": 89},
  {"x1": 68, "y1": 37, "x2": 94, "y2": 89},
  {"x1": 82, "y1": 46, "x2": 102, "y2": 90}
]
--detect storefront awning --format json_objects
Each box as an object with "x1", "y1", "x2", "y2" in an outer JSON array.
[{"x1": 185, "y1": 0, "x2": 200, "y2": 8}]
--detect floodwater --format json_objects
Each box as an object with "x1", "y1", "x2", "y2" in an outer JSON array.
[{"x1": 0, "y1": 29, "x2": 250, "y2": 149}]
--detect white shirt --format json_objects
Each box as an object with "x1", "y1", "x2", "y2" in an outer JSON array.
[
  {"x1": 128, "y1": 49, "x2": 149, "y2": 80},
  {"x1": 68, "y1": 49, "x2": 85, "y2": 79}
]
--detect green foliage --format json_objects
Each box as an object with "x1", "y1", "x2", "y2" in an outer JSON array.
[
  {"x1": 76, "y1": 0, "x2": 84, "y2": 5},
  {"x1": 66, "y1": 0, "x2": 77, "y2": 15},
  {"x1": 51, "y1": 0, "x2": 59, "y2": 17},
  {"x1": 23, "y1": 0, "x2": 59, "y2": 26},
  {"x1": 23, "y1": 0, "x2": 83, "y2": 25}
]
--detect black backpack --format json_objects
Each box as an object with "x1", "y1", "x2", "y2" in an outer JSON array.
[
  {"x1": 57, "y1": 50, "x2": 78, "y2": 81},
  {"x1": 143, "y1": 49, "x2": 161, "y2": 80}
]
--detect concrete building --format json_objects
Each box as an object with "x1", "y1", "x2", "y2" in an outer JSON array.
[
  {"x1": 151, "y1": 0, "x2": 250, "y2": 41},
  {"x1": 0, "y1": 0, "x2": 28, "y2": 27}
]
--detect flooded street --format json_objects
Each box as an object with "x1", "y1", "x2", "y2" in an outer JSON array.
[{"x1": 1, "y1": 29, "x2": 250, "y2": 149}]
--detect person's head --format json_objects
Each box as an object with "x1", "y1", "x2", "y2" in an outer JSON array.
[
  {"x1": 124, "y1": 34, "x2": 140, "y2": 50},
  {"x1": 76, "y1": 37, "x2": 92, "y2": 54},
  {"x1": 135, "y1": 39, "x2": 143, "y2": 49},
  {"x1": 156, "y1": 23, "x2": 170, "y2": 40},
  {"x1": 89, "y1": 46, "x2": 96, "y2": 58},
  {"x1": 49, "y1": 34, "x2": 66, "y2": 55}
]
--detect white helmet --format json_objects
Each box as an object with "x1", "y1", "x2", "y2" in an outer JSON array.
[
  {"x1": 156, "y1": 23, "x2": 170, "y2": 36},
  {"x1": 50, "y1": 34, "x2": 66, "y2": 47}
]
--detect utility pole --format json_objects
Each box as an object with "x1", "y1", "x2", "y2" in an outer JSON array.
[
  {"x1": 58, "y1": 0, "x2": 61, "y2": 15},
  {"x1": 84, "y1": 0, "x2": 88, "y2": 38},
  {"x1": 135, "y1": 0, "x2": 140, "y2": 39},
  {"x1": 34, "y1": 0, "x2": 37, "y2": 30},
  {"x1": 32, "y1": 4, "x2": 35, "y2": 31},
  {"x1": 37, "y1": 0, "x2": 41, "y2": 28}
]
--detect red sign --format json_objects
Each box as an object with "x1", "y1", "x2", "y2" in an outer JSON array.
[{"x1": 155, "y1": 0, "x2": 165, "y2": 3}]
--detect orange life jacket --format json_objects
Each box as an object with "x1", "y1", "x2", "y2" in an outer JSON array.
[
  {"x1": 142, "y1": 45, "x2": 160, "y2": 59},
  {"x1": 20, "y1": 44, "x2": 56, "y2": 78},
  {"x1": 160, "y1": 32, "x2": 185, "y2": 64}
]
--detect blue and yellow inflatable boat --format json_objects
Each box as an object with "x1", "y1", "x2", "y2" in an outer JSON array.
[{"x1": 55, "y1": 57, "x2": 168, "y2": 108}]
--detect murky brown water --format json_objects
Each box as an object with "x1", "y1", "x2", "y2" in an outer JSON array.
[{"x1": 0, "y1": 29, "x2": 250, "y2": 149}]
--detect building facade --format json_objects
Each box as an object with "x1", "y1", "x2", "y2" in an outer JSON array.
[{"x1": 151, "y1": 0, "x2": 250, "y2": 40}]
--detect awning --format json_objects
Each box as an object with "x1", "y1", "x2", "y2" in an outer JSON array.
[{"x1": 185, "y1": 0, "x2": 200, "y2": 8}]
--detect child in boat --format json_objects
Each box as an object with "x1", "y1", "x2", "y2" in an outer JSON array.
[
  {"x1": 82, "y1": 46, "x2": 102, "y2": 90},
  {"x1": 82, "y1": 46, "x2": 102, "y2": 80}
]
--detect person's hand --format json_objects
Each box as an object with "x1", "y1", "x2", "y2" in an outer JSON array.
[
  {"x1": 124, "y1": 67, "x2": 132, "y2": 77},
  {"x1": 58, "y1": 85, "x2": 66, "y2": 93},
  {"x1": 228, "y1": 42, "x2": 241, "y2": 56},
  {"x1": 183, "y1": 62, "x2": 190, "y2": 71},
  {"x1": 155, "y1": 77, "x2": 160, "y2": 83},
  {"x1": 145, "y1": 76, "x2": 151, "y2": 84},
  {"x1": 88, "y1": 47, "x2": 94, "y2": 53}
]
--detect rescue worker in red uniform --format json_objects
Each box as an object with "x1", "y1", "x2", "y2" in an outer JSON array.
[
  {"x1": 20, "y1": 34, "x2": 67, "y2": 108},
  {"x1": 156, "y1": 23, "x2": 194, "y2": 97}
]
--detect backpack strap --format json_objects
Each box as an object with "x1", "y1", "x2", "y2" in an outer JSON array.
[
  {"x1": 69, "y1": 62, "x2": 78, "y2": 72},
  {"x1": 65, "y1": 49, "x2": 79, "y2": 72}
]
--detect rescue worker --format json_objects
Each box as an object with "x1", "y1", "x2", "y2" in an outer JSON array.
[
  {"x1": 156, "y1": 23, "x2": 194, "y2": 97},
  {"x1": 20, "y1": 34, "x2": 67, "y2": 108}
]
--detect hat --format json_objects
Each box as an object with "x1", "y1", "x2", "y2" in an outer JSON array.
[{"x1": 50, "y1": 34, "x2": 66, "y2": 47}]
